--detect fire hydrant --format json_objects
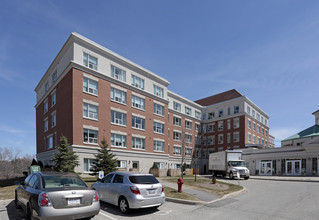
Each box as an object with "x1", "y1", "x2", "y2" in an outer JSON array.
[{"x1": 177, "y1": 178, "x2": 184, "y2": 193}]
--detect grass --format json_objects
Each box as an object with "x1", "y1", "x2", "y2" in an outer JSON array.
[
  {"x1": 164, "y1": 186, "x2": 200, "y2": 201},
  {"x1": 0, "y1": 185, "x2": 16, "y2": 200}
]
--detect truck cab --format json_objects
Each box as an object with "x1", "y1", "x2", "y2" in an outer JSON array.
[{"x1": 227, "y1": 160, "x2": 250, "y2": 179}]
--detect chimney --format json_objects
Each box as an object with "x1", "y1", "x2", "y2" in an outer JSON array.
[{"x1": 313, "y1": 110, "x2": 319, "y2": 126}]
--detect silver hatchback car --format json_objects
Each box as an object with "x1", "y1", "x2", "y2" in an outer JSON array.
[{"x1": 91, "y1": 171, "x2": 165, "y2": 213}]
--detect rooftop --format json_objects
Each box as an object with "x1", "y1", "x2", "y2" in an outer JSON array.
[
  {"x1": 194, "y1": 89, "x2": 243, "y2": 106},
  {"x1": 282, "y1": 125, "x2": 319, "y2": 141}
]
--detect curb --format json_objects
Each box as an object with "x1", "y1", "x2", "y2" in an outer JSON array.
[{"x1": 250, "y1": 177, "x2": 319, "y2": 183}]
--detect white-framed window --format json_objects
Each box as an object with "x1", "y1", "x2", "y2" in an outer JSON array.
[
  {"x1": 173, "y1": 101, "x2": 181, "y2": 112},
  {"x1": 154, "y1": 103, "x2": 164, "y2": 116},
  {"x1": 202, "y1": 124, "x2": 207, "y2": 133},
  {"x1": 47, "y1": 135, "x2": 53, "y2": 149},
  {"x1": 51, "y1": 112, "x2": 56, "y2": 127},
  {"x1": 173, "y1": 146, "x2": 181, "y2": 155},
  {"x1": 218, "y1": 110, "x2": 223, "y2": 117},
  {"x1": 195, "y1": 136, "x2": 201, "y2": 145},
  {"x1": 265, "y1": 119, "x2": 268, "y2": 126},
  {"x1": 185, "y1": 107, "x2": 192, "y2": 116},
  {"x1": 195, "y1": 124, "x2": 200, "y2": 132},
  {"x1": 83, "y1": 53, "x2": 98, "y2": 70},
  {"x1": 83, "y1": 103, "x2": 98, "y2": 120},
  {"x1": 153, "y1": 122, "x2": 164, "y2": 134},
  {"x1": 234, "y1": 106, "x2": 239, "y2": 114},
  {"x1": 44, "y1": 100, "x2": 48, "y2": 113},
  {"x1": 173, "y1": 117, "x2": 181, "y2": 126},
  {"x1": 247, "y1": 106, "x2": 251, "y2": 114},
  {"x1": 208, "y1": 112, "x2": 215, "y2": 119},
  {"x1": 261, "y1": 116, "x2": 264, "y2": 124},
  {"x1": 248, "y1": 133, "x2": 251, "y2": 142},
  {"x1": 111, "y1": 65, "x2": 126, "y2": 82},
  {"x1": 83, "y1": 129, "x2": 98, "y2": 144},
  {"x1": 257, "y1": 125, "x2": 260, "y2": 133},
  {"x1": 153, "y1": 140, "x2": 164, "y2": 152},
  {"x1": 83, "y1": 77, "x2": 98, "y2": 95},
  {"x1": 208, "y1": 123, "x2": 214, "y2": 132},
  {"x1": 111, "y1": 88, "x2": 126, "y2": 104},
  {"x1": 265, "y1": 130, "x2": 268, "y2": 136},
  {"x1": 52, "y1": 71, "x2": 57, "y2": 83},
  {"x1": 218, "y1": 121, "x2": 224, "y2": 131},
  {"x1": 253, "y1": 122, "x2": 256, "y2": 131},
  {"x1": 155, "y1": 162, "x2": 165, "y2": 169},
  {"x1": 195, "y1": 111, "x2": 201, "y2": 119},
  {"x1": 51, "y1": 92, "x2": 56, "y2": 107},
  {"x1": 116, "y1": 160, "x2": 127, "y2": 168},
  {"x1": 153, "y1": 85, "x2": 164, "y2": 98},
  {"x1": 185, "y1": 134, "x2": 192, "y2": 143},
  {"x1": 233, "y1": 117, "x2": 239, "y2": 129},
  {"x1": 185, "y1": 148, "x2": 192, "y2": 156},
  {"x1": 45, "y1": 82, "x2": 49, "y2": 93},
  {"x1": 227, "y1": 133, "x2": 231, "y2": 143},
  {"x1": 248, "y1": 119, "x2": 251, "y2": 129},
  {"x1": 257, "y1": 113, "x2": 260, "y2": 121},
  {"x1": 132, "y1": 137, "x2": 145, "y2": 150},
  {"x1": 84, "y1": 158, "x2": 97, "y2": 172},
  {"x1": 228, "y1": 107, "x2": 231, "y2": 115},
  {"x1": 111, "y1": 110, "x2": 127, "y2": 126},
  {"x1": 185, "y1": 120, "x2": 192, "y2": 130},
  {"x1": 132, "y1": 116, "x2": 145, "y2": 130},
  {"x1": 131, "y1": 75, "x2": 144, "y2": 90},
  {"x1": 132, "y1": 161, "x2": 139, "y2": 169},
  {"x1": 173, "y1": 131, "x2": 181, "y2": 141},
  {"x1": 252, "y1": 110, "x2": 255, "y2": 118},
  {"x1": 111, "y1": 133, "x2": 127, "y2": 147},
  {"x1": 44, "y1": 118, "x2": 48, "y2": 132},
  {"x1": 208, "y1": 135, "x2": 215, "y2": 145},
  {"x1": 132, "y1": 96, "x2": 145, "y2": 110},
  {"x1": 257, "y1": 136, "x2": 260, "y2": 144},
  {"x1": 233, "y1": 132, "x2": 240, "y2": 143},
  {"x1": 218, "y1": 134, "x2": 224, "y2": 144},
  {"x1": 262, "y1": 139, "x2": 264, "y2": 145},
  {"x1": 253, "y1": 135, "x2": 256, "y2": 144},
  {"x1": 227, "y1": 119, "x2": 231, "y2": 130}
]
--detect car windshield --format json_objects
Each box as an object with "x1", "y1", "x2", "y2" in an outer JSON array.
[
  {"x1": 230, "y1": 161, "x2": 246, "y2": 167},
  {"x1": 43, "y1": 175, "x2": 87, "y2": 189},
  {"x1": 129, "y1": 175, "x2": 159, "y2": 184}
]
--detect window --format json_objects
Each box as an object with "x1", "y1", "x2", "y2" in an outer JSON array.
[
  {"x1": 111, "y1": 65, "x2": 126, "y2": 82},
  {"x1": 257, "y1": 125, "x2": 260, "y2": 133},
  {"x1": 252, "y1": 110, "x2": 255, "y2": 118},
  {"x1": 173, "y1": 117, "x2": 181, "y2": 126},
  {"x1": 173, "y1": 146, "x2": 181, "y2": 155},
  {"x1": 202, "y1": 136, "x2": 207, "y2": 145},
  {"x1": 218, "y1": 134, "x2": 224, "y2": 144},
  {"x1": 185, "y1": 134, "x2": 192, "y2": 143},
  {"x1": 173, "y1": 131, "x2": 181, "y2": 141},
  {"x1": 227, "y1": 119, "x2": 231, "y2": 130},
  {"x1": 83, "y1": 103, "x2": 98, "y2": 120},
  {"x1": 83, "y1": 77, "x2": 98, "y2": 95},
  {"x1": 153, "y1": 140, "x2": 164, "y2": 152},
  {"x1": 218, "y1": 110, "x2": 223, "y2": 117},
  {"x1": 44, "y1": 118, "x2": 48, "y2": 132},
  {"x1": 248, "y1": 120, "x2": 251, "y2": 129},
  {"x1": 257, "y1": 137, "x2": 260, "y2": 144},
  {"x1": 173, "y1": 102, "x2": 181, "y2": 112},
  {"x1": 132, "y1": 116, "x2": 145, "y2": 130},
  {"x1": 253, "y1": 135, "x2": 256, "y2": 144},
  {"x1": 208, "y1": 135, "x2": 215, "y2": 145},
  {"x1": 154, "y1": 103, "x2": 164, "y2": 116},
  {"x1": 234, "y1": 106, "x2": 239, "y2": 114},
  {"x1": 83, "y1": 53, "x2": 98, "y2": 70},
  {"x1": 51, "y1": 92, "x2": 56, "y2": 106},
  {"x1": 131, "y1": 95, "x2": 145, "y2": 110},
  {"x1": 51, "y1": 112, "x2": 56, "y2": 127},
  {"x1": 52, "y1": 71, "x2": 57, "y2": 83},
  {"x1": 185, "y1": 120, "x2": 192, "y2": 130},
  {"x1": 195, "y1": 136, "x2": 201, "y2": 145},
  {"x1": 228, "y1": 107, "x2": 231, "y2": 115},
  {"x1": 195, "y1": 124, "x2": 200, "y2": 132},
  {"x1": 233, "y1": 117, "x2": 239, "y2": 129},
  {"x1": 84, "y1": 158, "x2": 97, "y2": 172},
  {"x1": 247, "y1": 106, "x2": 251, "y2": 114},
  {"x1": 257, "y1": 113, "x2": 260, "y2": 121},
  {"x1": 116, "y1": 161, "x2": 127, "y2": 169},
  {"x1": 132, "y1": 161, "x2": 139, "y2": 169},
  {"x1": 111, "y1": 134, "x2": 126, "y2": 147},
  {"x1": 261, "y1": 116, "x2": 264, "y2": 124},
  {"x1": 253, "y1": 122, "x2": 256, "y2": 131},
  {"x1": 45, "y1": 82, "x2": 49, "y2": 92},
  {"x1": 208, "y1": 112, "x2": 215, "y2": 120},
  {"x1": 132, "y1": 137, "x2": 145, "y2": 150},
  {"x1": 202, "y1": 124, "x2": 207, "y2": 133},
  {"x1": 265, "y1": 119, "x2": 268, "y2": 126},
  {"x1": 262, "y1": 128, "x2": 264, "y2": 135},
  {"x1": 202, "y1": 113, "x2": 206, "y2": 120},
  {"x1": 44, "y1": 100, "x2": 48, "y2": 113},
  {"x1": 185, "y1": 148, "x2": 192, "y2": 156},
  {"x1": 111, "y1": 88, "x2": 126, "y2": 104},
  {"x1": 233, "y1": 132, "x2": 239, "y2": 143},
  {"x1": 227, "y1": 133, "x2": 231, "y2": 143},
  {"x1": 218, "y1": 121, "x2": 224, "y2": 131},
  {"x1": 111, "y1": 110, "x2": 127, "y2": 126},
  {"x1": 185, "y1": 107, "x2": 192, "y2": 116},
  {"x1": 248, "y1": 133, "x2": 251, "y2": 142},
  {"x1": 153, "y1": 85, "x2": 164, "y2": 98},
  {"x1": 208, "y1": 123, "x2": 214, "y2": 132},
  {"x1": 195, "y1": 111, "x2": 201, "y2": 119},
  {"x1": 47, "y1": 135, "x2": 53, "y2": 149},
  {"x1": 83, "y1": 129, "x2": 98, "y2": 144},
  {"x1": 265, "y1": 130, "x2": 268, "y2": 136},
  {"x1": 131, "y1": 75, "x2": 144, "y2": 90},
  {"x1": 153, "y1": 122, "x2": 164, "y2": 134}
]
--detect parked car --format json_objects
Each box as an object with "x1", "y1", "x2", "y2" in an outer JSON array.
[
  {"x1": 91, "y1": 171, "x2": 165, "y2": 213},
  {"x1": 15, "y1": 172, "x2": 100, "y2": 220}
]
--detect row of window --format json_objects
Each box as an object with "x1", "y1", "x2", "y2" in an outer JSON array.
[
  {"x1": 44, "y1": 112, "x2": 56, "y2": 132},
  {"x1": 44, "y1": 71, "x2": 57, "y2": 93},
  {"x1": 172, "y1": 101, "x2": 201, "y2": 119},
  {"x1": 246, "y1": 105, "x2": 268, "y2": 126},
  {"x1": 201, "y1": 118, "x2": 240, "y2": 133},
  {"x1": 199, "y1": 132, "x2": 240, "y2": 146},
  {"x1": 248, "y1": 119, "x2": 268, "y2": 136},
  {"x1": 203, "y1": 106, "x2": 240, "y2": 121},
  {"x1": 83, "y1": 53, "x2": 165, "y2": 99},
  {"x1": 43, "y1": 91, "x2": 56, "y2": 114},
  {"x1": 173, "y1": 116, "x2": 194, "y2": 130},
  {"x1": 173, "y1": 132, "x2": 193, "y2": 143},
  {"x1": 248, "y1": 133, "x2": 268, "y2": 146}
]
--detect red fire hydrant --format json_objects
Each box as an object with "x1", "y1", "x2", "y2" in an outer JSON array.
[{"x1": 177, "y1": 178, "x2": 184, "y2": 193}]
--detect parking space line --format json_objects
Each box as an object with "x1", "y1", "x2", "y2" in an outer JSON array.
[{"x1": 99, "y1": 211, "x2": 118, "y2": 220}]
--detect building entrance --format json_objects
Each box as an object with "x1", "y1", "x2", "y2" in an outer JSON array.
[
  {"x1": 260, "y1": 161, "x2": 272, "y2": 175},
  {"x1": 286, "y1": 160, "x2": 301, "y2": 175}
]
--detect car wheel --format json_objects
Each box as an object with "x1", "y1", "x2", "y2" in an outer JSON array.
[
  {"x1": 119, "y1": 197, "x2": 130, "y2": 214},
  {"x1": 26, "y1": 203, "x2": 34, "y2": 220},
  {"x1": 15, "y1": 193, "x2": 21, "y2": 209},
  {"x1": 244, "y1": 177, "x2": 249, "y2": 180},
  {"x1": 229, "y1": 172, "x2": 234, "y2": 179}
]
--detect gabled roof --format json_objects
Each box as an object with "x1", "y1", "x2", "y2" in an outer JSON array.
[
  {"x1": 282, "y1": 125, "x2": 319, "y2": 141},
  {"x1": 194, "y1": 89, "x2": 243, "y2": 106}
]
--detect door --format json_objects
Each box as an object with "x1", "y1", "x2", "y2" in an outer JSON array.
[
  {"x1": 286, "y1": 160, "x2": 301, "y2": 175},
  {"x1": 260, "y1": 161, "x2": 272, "y2": 175}
]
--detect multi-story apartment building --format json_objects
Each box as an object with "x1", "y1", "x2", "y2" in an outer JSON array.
[{"x1": 35, "y1": 33, "x2": 201, "y2": 175}]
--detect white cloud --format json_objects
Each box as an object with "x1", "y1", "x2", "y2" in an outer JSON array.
[{"x1": 0, "y1": 125, "x2": 32, "y2": 136}]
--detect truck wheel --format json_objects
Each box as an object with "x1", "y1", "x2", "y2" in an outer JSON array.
[
  {"x1": 244, "y1": 177, "x2": 249, "y2": 180},
  {"x1": 229, "y1": 172, "x2": 234, "y2": 179}
]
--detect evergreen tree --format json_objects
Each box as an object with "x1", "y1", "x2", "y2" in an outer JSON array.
[
  {"x1": 91, "y1": 138, "x2": 117, "y2": 175},
  {"x1": 51, "y1": 136, "x2": 79, "y2": 172}
]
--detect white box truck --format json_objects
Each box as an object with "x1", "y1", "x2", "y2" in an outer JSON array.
[{"x1": 209, "y1": 150, "x2": 250, "y2": 179}]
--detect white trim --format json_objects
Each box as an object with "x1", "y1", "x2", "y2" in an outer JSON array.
[
  {"x1": 173, "y1": 129, "x2": 182, "y2": 133},
  {"x1": 173, "y1": 114, "x2": 182, "y2": 119},
  {"x1": 153, "y1": 100, "x2": 165, "y2": 106},
  {"x1": 132, "y1": 113, "x2": 146, "y2": 119},
  {"x1": 83, "y1": 125, "x2": 99, "y2": 130},
  {"x1": 132, "y1": 134, "x2": 146, "y2": 139},
  {"x1": 110, "y1": 107, "x2": 127, "y2": 114},
  {"x1": 131, "y1": 91, "x2": 145, "y2": 99},
  {"x1": 110, "y1": 130, "x2": 127, "y2": 135},
  {"x1": 154, "y1": 138, "x2": 165, "y2": 142},
  {"x1": 50, "y1": 89, "x2": 56, "y2": 96},
  {"x1": 154, "y1": 119, "x2": 165, "y2": 124},
  {"x1": 83, "y1": 73, "x2": 99, "y2": 81},
  {"x1": 83, "y1": 99, "x2": 99, "y2": 106},
  {"x1": 111, "y1": 84, "x2": 127, "y2": 92}
]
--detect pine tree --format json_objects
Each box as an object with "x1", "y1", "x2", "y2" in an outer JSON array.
[
  {"x1": 51, "y1": 136, "x2": 79, "y2": 172},
  {"x1": 91, "y1": 138, "x2": 117, "y2": 175}
]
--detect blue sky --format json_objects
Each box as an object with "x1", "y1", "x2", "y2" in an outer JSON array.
[{"x1": 1, "y1": 0, "x2": 319, "y2": 156}]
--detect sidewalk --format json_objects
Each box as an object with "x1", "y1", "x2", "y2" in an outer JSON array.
[{"x1": 250, "y1": 175, "x2": 319, "y2": 182}]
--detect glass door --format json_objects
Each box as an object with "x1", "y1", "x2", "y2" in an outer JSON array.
[
  {"x1": 286, "y1": 160, "x2": 301, "y2": 175},
  {"x1": 260, "y1": 161, "x2": 272, "y2": 175}
]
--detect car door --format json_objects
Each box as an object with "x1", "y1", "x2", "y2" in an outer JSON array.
[
  {"x1": 108, "y1": 174, "x2": 124, "y2": 205},
  {"x1": 18, "y1": 174, "x2": 33, "y2": 211},
  {"x1": 96, "y1": 174, "x2": 114, "y2": 202}
]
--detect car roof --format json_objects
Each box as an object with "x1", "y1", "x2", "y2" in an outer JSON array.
[
  {"x1": 36, "y1": 172, "x2": 80, "y2": 177},
  {"x1": 108, "y1": 171, "x2": 154, "y2": 177}
]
